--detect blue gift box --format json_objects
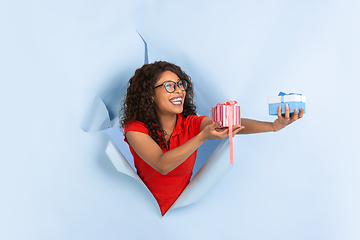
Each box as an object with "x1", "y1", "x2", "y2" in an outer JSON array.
[{"x1": 268, "y1": 92, "x2": 306, "y2": 115}]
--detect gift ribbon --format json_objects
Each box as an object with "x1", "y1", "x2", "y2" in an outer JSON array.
[
  {"x1": 228, "y1": 103, "x2": 234, "y2": 165},
  {"x1": 209, "y1": 100, "x2": 237, "y2": 164},
  {"x1": 223, "y1": 100, "x2": 237, "y2": 105},
  {"x1": 278, "y1": 92, "x2": 303, "y2": 103}
]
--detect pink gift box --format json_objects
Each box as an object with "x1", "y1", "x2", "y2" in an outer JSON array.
[{"x1": 210, "y1": 101, "x2": 241, "y2": 128}]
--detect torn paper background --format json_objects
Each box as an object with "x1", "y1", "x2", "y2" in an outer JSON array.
[
  {"x1": 82, "y1": 96, "x2": 231, "y2": 215},
  {"x1": 1, "y1": 1, "x2": 360, "y2": 240}
]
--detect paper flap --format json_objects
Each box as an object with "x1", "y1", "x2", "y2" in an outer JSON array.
[
  {"x1": 80, "y1": 96, "x2": 111, "y2": 132},
  {"x1": 105, "y1": 139, "x2": 145, "y2": 184}
]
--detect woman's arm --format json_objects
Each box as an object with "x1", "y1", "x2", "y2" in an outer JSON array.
[
  {"x1": 238, "y1": 118, "x2": 273, "y2": 134},
  {"x1": 200, "y1": 104, "x2": 304, "y2": 134},
  {"x1": 239, "y1": 104, "x2": 304, "y2": 134},
  {"x1": 126, "y1": 121, "x2": 244, "y2": 175}
]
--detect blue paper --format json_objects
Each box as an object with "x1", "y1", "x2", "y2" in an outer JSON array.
[
  {"x1": 269, "y1": 102, "x2": 306, "y2": 115},
  {"x1": 81, "y1": 33, "x2": 234, "y2": 216}
]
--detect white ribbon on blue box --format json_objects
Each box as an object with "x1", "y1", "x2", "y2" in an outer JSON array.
[{"x1": 267, "y1": 92, "x2": 306, "y2": 115}]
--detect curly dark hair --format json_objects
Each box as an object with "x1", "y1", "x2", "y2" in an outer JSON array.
[{"x1": 120, "y1": 61, "x2": 197, "y2": 149}]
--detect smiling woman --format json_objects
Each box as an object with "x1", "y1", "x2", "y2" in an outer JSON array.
[
  {"x1": 119, "y1": 61, "x2": 303, "y2": 216},
  {"x1": 153, "y1": 71, "x2": 187, "y2": 121}
]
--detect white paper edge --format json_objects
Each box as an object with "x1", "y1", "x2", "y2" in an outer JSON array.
[
  {"x1": 105, "y1": 135, "x2": 233, "y2": 214},
  {"x1": 105, "y1": 139, "x2": 146, "y2": 186},
  {"x1": 80, "y1": 96, "x2": 111, "y2": 132},
  {"x1": 267, "y1": 95, "x2": 306, "y2": 104}
]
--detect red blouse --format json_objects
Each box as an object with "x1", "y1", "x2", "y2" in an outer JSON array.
[{"x1": 124, "y1": 114, "x2": 205, "y2": 216}]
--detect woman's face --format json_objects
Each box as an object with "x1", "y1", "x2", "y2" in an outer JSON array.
[{"x1": 153, "y1": 71, "x2": 186, "y2": 117}]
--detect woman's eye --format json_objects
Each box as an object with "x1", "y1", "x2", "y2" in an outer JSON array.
[
  {"x1": 164, "y1": 83, "x2": 172, "y2": 88},
  {"x1": 179, "y1": 81, "x2": 186, "y2": 89}
]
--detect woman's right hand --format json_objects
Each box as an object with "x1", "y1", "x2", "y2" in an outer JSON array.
[{"x1": 199, "y1": 121, "x2": 245, "y2": 141}]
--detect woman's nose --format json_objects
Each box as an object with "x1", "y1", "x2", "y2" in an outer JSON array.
[{"x1": 173, "y1": 84, "x2": 181, "y2": 93}]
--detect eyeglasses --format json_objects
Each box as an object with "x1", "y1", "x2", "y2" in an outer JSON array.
[{"x1": 154, "y1": 80, "x2": 187, "y2": 93}]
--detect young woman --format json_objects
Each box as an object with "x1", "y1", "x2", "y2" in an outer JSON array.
[{"x1": 120, "y1": 61, "x2": 304, "y2": 215}]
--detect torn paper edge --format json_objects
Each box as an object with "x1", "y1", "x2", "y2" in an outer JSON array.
[
  {"x1": 105, "y1": 139, "x2": 145, "y2": 186},
  {"x1": 82, "y1": 84, "x2": 234, "y2": 215},
  {"x1": 168, "y1": 138, "x2": 232, "y2": 212}
]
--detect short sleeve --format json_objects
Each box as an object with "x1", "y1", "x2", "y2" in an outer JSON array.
[
  {"x1": 184, "y1": 115, "x2": 206, "y2": 135},
  {"x1": 124, "y1": 121, "x2": 149, "y2": 143}
]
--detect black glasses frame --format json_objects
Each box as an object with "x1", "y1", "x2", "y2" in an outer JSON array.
[{"x1": 154, "y1": 80, "x2": 187, "y2": 93}]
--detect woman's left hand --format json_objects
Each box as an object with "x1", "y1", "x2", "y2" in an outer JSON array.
[{"x1": 272, "y1": 104, "x2": 304, "y2": 132}]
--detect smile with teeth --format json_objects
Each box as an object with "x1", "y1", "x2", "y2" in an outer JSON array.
[{"x1": 169, "y1": 97, "x2": 183, "y2": 106}]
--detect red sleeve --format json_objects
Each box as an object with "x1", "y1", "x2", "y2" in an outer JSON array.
[
  {"x1": 124, "y1": 121, "x2": 149, "y2": 143},
  {"x1": 184, "y1": 115, "x2": 206, "y2": 135}
]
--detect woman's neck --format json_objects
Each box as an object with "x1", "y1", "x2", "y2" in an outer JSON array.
[{"x1": 158, "y1": 114, "x2": 177, "y2": 137}]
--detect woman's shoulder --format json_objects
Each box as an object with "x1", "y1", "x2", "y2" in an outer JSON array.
[
  {"x1": 182, "y1": 114, "x2": 206, "y2": 122},
  {"x1": 124, "y1": 120, "x2": 149, "y2": 134},
  {"x1": 181, "y1": 114, "x2": 207, "y2": 133}
]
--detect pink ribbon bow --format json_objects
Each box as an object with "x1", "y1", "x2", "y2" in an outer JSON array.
[{"x1": 223, "y1": 100, "x2": 237, "y2": 105}]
